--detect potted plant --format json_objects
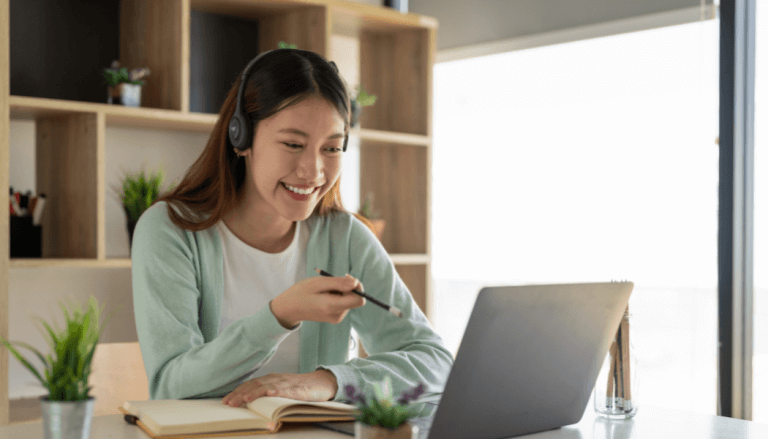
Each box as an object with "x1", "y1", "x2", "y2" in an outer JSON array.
[
  {"x1": 356, "y1": 192, "x2": 386, "y2": 241},
  {"x1": 103, "y1": 60, "x2": 150, "y2": 107},
  {"x1": 0, "y1": 296, "x2": 115, "y2": 439},
  {"x1": 113, "y1": 167, "x2": 169, "y2": 250},
  {"x1": 350, "y1": 85, "x2": 377, "y2": 128},
  {"x1": 345, "y1": 380, "x2": 424, "y2": 439}
]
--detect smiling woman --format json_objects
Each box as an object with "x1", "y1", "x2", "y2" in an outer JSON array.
[
  {"x1": 226, "y1": 95, "x2": 346, "y2": 252},
  {"x1": 155, "y1": 49, "x2": 352, "y2": 234},
  {"x1": 130, "y1": 48, "x2": 453, "y2": 407}
]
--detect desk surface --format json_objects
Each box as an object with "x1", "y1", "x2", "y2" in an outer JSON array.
[{"x1": 1, "y1": 405, "x2": 767, "y2": 439}]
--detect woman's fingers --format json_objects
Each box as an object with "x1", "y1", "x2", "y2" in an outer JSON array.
[
  {"x1": 222, "y1": 373, "x2": 335, "y2": 406},
  {"x1": 327, "y1": 275, "x2": 361, "y2": 295},
  {"x1": 320, "y1": 276, "x2": 365, "y2": 310},
  {"x1": 345, "y1": 274, "x2": 365, "y2": 292},
  {"x1": 334, "y1": 289, "x2": 365, "y2": 309},
  {"x1": 223, "y1": 382, "x2": 273, "y2": 407},
  {"x1": 273, "y1": 275, "x2": 368, "y2": 326}
]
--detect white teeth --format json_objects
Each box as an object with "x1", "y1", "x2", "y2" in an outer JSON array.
[{"x1": 283, "y1": 183, "x2": 315, "y2": 195}]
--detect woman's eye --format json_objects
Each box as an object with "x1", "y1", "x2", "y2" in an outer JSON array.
[{"x1": 282, "y1": 142, "x2": 341, "y2": 153}]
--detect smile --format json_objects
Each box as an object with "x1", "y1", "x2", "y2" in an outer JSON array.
[{"x1": 281, "y1": 183, "x2": 318, "y2": 195}]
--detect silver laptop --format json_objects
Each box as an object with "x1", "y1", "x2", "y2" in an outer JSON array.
[{"x1": 427, "y1": 282, "x2": 634, "y2": 439}]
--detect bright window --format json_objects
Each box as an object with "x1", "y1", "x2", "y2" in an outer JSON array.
[{"x1": 432, "y1": 19, "x2": 721, "y2": 415}]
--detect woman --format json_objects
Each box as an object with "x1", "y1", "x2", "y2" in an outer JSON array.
[{"x1": 131, "y1": 49, "x2": 453, "y2": 407}]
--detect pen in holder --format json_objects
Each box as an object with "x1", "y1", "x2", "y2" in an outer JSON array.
[
  {"x1": 10, "y1": 215, "x2": 42, "y2": 258},
  {"x1": 594, "y1": 306, "x2": 637, "y2": 419}
]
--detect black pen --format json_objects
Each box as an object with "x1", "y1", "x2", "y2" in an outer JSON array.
[{"x1": 314, "y1": 268, "x2": 403, "y2": 318}]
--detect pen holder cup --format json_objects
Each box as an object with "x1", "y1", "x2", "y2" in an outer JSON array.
[
  {"x1": 594, "y1": 308, "x2": 637, "y2": 419},
  {"x1": 10, "y1": 215, "x2": 42, "y2": 258}
]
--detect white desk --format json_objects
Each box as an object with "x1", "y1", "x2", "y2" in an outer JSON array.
[{"x1": 1, "y1": 405, "x2": 767, "y2": 439}]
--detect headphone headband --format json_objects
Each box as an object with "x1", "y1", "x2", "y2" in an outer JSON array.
[{"x1": 228, "y1": 50, "x2": 349, "y2": 153}]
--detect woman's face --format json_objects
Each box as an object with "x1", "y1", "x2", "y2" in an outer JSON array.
[{"x1": 239, "y1": 95, "x2": 346, "y2": 223}]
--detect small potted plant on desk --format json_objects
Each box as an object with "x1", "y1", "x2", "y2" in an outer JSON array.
[
  {"x1": 355, "y1": 192, "x2": 386, "y2": 241},
  {"x1": 0, "y1": 296, "x2": 116, "y2": 439},
  {"x1": 114, "y1": 167, "x2": 169, "y2": 251},
  {"x1": 345, "y1": 380, "x2": 425, "y2": 439},
  {"x1": 103, "y1": 61, "x2": 150, "y2": 107}
]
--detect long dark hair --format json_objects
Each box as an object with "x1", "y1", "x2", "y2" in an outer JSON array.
[{"x1": 155, "y1": 49, "x2": 376, "y2": 233}]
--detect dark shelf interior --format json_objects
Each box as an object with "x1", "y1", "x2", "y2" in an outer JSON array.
[
  {"x1": 190, "y1": 10, "x2": 260, "y2": 114},
  {"x1": 10, "y1": 0, "x2": 120, "y2": 104}
]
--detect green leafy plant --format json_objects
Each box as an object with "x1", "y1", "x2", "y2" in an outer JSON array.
[
  {"x1": 115, "y1": 168, "x2": 169, "y2": 224},
  {"x1": 345, "y1": 380, "x2": 425, "y2": 429},
  {"x1": 350, "y1": 85, "x2": 377, "y2": 128},
  {"x1": 0, "y1": 297, "x2": 117, "y2": 401},
  {"x1": 103, "y1": 60, "x2": 150, "y2": 87},
  {"x1": 354, "y1": 85, "x2": 377, "y2": 107},
  {"x1": 278, "y1": 41, "x2": 297, "y2": 49},
  {"x1": 358, "y1": 192, "x2": 382, "y2": 220}
]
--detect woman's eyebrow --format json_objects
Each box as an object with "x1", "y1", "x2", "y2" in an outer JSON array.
[{"x1": 278, "y1": 128, "x2": 344, "y2": 140}]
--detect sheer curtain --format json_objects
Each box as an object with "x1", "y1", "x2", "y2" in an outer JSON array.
[{"x1": 432, "y1": 19, "x2": 721, "y2": 415}]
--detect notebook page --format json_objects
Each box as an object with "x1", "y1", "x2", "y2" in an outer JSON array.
[
  {"x1": 123, "y1": 399, "x2": 270, "y2": 436},
  {"x1": 246, "y1": 396, "x2": 355, "y2": 421}
]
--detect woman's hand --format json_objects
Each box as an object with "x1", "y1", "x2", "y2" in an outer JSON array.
[
  {"x1": 270, "y1": 274, "x2": 365, "y2": 328},
  {"x1": 221, "y1": 370, "x2": 338, "y2": 407}
]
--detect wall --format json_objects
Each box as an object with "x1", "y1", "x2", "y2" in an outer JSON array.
[{"x1": 409, "y1": 0, "x2": 713, "y2": 51}]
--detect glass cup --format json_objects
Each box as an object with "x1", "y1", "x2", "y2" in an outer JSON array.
[{"x1": 594, "y1": 307, "x2": 638, "y2": 419}]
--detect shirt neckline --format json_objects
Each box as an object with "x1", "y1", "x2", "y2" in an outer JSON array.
[{"x1": 218, "y1": 220, "x2": 301, "y2": 256}]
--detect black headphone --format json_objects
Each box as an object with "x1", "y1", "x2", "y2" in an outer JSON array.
[{"x1": 228, "y1": 49, "x2": 349, "y2": 153}]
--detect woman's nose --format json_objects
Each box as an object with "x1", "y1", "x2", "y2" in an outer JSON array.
[{"x1": 296, "y1": 149, "x2": 323, "y2": 180}]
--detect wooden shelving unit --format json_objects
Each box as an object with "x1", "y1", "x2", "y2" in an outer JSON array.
[{"x1": 0, "y1": 0, "x2": 436, "y2": 423}]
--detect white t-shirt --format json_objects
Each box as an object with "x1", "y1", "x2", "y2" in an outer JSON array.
[{"x1": 216, "y1": 220, "x2": 310, "y2": 378}]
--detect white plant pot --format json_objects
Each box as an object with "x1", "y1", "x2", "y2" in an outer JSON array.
[
  {"x1": 107, "y1": 83, "x2": 142, "y2": 107},
  {"x1": 39, "y1": 396, "x2": 96, "y2": 439}
]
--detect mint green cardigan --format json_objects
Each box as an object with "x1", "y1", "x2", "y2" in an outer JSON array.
[{"x1": 131, "y1": 201, "x2": 453, "y2": 401}]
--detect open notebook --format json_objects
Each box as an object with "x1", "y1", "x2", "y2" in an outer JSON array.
[{"x1": 120, "y1": 397, "x2": 356, "y2": 438}]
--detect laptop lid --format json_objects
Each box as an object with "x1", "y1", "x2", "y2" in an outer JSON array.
[{"x1": 427, "y1": 282, "x2": 634, "y2": 439}]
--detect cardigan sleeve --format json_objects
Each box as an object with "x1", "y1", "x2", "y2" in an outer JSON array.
[
  {"x1": 318, "y1": 216, "x2": 454, "y2": 401},
  {"x1": 131, "y1": 203, "x2": 297, "y2": 400}
]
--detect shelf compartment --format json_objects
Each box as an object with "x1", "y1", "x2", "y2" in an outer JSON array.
[
  {"x1": 360, "y1": 28, "x2": 432, "y2": 135},
  {"x1": 190, "y1": 0, "x2": 327, "y2": 56},
  {"x1": 35, "y1": 113, "x2": 101, "y2": 258},
  {"x1": 9, "y1": 0, "x2": 120, "y2": 105},
  {"x1": 361, "y1": 141, "x2": 428, "y2": 255},
  {"x1": 189, "y1": 10, "x2": 261, "y2": 114},
  {"x1": 395, "y1": 264, "x2": 430, "y2": 320},
  {"x1": 120, "y1": 0, "x2": 187, "y2": 111}
]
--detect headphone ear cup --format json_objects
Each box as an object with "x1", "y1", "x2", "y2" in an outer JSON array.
[{"x1": 228, "y1": 111, "x2": 252, "y2": 152}]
